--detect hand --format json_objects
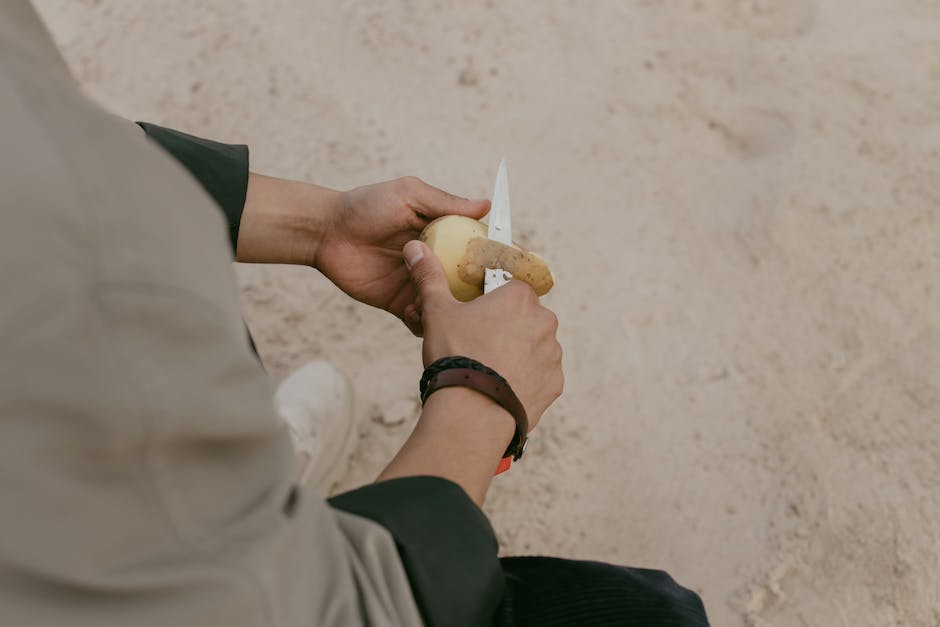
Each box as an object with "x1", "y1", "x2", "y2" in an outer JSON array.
[
  {"x1": 376, "y1": 240, "x2": 563, "y2": 504},
  {"x1": 402, "y1": 240, "x2": 563, "y2": 430},
  {"x1": 315, "y1": 177, "x2": 489, "y2": 332},
  {"x1": 235, "y1": 174, "x2": 487, "y2": 333}
]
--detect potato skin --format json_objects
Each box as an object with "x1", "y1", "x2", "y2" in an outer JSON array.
[
  {"x1": 419, "y1": 216, "x2": 489, "y2": 301},
  {"x1": 419, "y1": 215, "x2": 554, "y2": 301}
]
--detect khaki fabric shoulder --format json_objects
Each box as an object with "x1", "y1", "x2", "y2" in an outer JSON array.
[{"x1": 0, "y1": 3, "x2": 422, "y2": 626}]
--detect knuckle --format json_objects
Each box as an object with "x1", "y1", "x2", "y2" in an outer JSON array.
[
  {"x1": 502, "y1": 280, "x2": 523, "y2": 296},
  {"x1": 400, "y1": 175, "x2": 424, "y2": 191},
  {"x1": 539, "y1": 308, "x2": 559, "y2": 335},
  {"x1": 410, "y1": 268, "x2": 427, "y2": 285},
  {"x1": 422, "y1": 298, "x2": 447, "y2": 317},
  {"x1": 508, "y1": 280, "x2": 532, "y2": 295},
  {"x1": 547, "y1": 310, "x2": 559, "y2": 330}
]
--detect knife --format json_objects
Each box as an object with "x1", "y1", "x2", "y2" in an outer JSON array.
[
  {"x1": 484, "y1": 159, "x2": 527, "y2": 475},
  {"x1": 484, "y1": 158, "x2": 512, "y2": 293}
]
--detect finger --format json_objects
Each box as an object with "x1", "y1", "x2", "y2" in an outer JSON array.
[
  {"x1": 552, "y1": 371, "x2": 565, "y2": 398},
  {"x1": 411, "y1": 179, "x2": 490, "y2": 219},
  {"x1": 503, "y1": 278, "x2": 539, "y2": 302},
  {"x1": 403, "y1": 302, "x2": 423, "y2": 321},
  {"x1": 403, "y1": 320, "x2": 424, "y2": 337},
  {"x1": 401, "y1": 306, "x2": 424, "y2": 337},
  {"x1": 543, "y1": 308, "x2": 560, "y2": 335},
  {"x1": 402, "y1": 240, "x2": 456, "y2": 308},
  {"x1": 401, "y1": 294, "x2": 425, "y2": 336}
]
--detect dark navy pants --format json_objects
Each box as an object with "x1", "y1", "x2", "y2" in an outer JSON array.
[{"x1": 495, "y1": 557, "x2": 709, "y2": 626}]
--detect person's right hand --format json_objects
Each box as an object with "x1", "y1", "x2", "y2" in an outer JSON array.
[{"x1": 401, "y1": 240, "x2": 564, "y2": 430}]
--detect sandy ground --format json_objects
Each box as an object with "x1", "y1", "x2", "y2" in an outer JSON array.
[{"x1": 32, "y1": 1, "x2": 940, "y2": 625}]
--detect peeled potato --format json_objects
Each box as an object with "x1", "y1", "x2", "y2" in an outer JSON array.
[{"x1": 419, "y1": 215, "x2": 554, "y2": 301}]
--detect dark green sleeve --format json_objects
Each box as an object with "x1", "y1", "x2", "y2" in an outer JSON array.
[
  {"x1": 137, "y1": 122, "x2": 248, "y2": 252},
  {"x1": 329, "y1": 476, "x2": 505, "y2": 627}
]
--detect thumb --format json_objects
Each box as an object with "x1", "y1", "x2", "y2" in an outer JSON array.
[{"x1": 403, "y1": 240, "x2": 454, "y2": 306}]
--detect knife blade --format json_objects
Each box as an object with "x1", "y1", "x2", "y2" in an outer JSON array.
[{"x1": 484, "y1": 158, "x2": 512, "y2": 293}]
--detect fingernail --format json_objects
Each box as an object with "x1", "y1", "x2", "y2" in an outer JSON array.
[{"x1": 403, "y1": 241, "x2": 424, "y2": 268}]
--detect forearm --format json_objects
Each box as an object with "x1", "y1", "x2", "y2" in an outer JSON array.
[
  {"x1": 236, "y1": 173, "x2": 338, "y2": 266},
  {"x1": 377, "y1": 387, "x2": 516, "y2": 506},
  {"x1": 135, "y1": 123, "x2": 336, "y2": 264}
]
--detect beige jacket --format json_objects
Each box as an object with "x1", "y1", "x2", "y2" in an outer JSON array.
[{"x1": 0, "y1": 3, "x2": 425, "y2": 625}]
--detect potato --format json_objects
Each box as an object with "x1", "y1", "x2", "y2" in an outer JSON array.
[{"x1": 419, "y1": 215, "x2": 554, "y2": 301}]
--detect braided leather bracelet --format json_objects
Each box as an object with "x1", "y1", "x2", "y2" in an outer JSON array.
[{"x1": 420, "y1": 356, "x2": 528, "y2": 474}]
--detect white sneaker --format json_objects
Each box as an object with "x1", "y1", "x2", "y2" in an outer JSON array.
[{"x1": 274, "y1": 360, "x2": 357, "y2": 493}]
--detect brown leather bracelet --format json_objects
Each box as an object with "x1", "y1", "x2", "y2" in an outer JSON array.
[{"x1": 420, "y1": 364, "x2": 528, "y2": 473}]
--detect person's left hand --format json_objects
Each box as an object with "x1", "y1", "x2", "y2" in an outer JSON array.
[{"x1": 315, "y1": 177, "x2": 489, "y2": 335}]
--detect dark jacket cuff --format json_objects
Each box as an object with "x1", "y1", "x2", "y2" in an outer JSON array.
[
  {"x1": 136, "y1": 122, "x2": 249, "y2": 253},
  {"x1": 329, "y1": 476, "x2": 505, "y2": 627}
]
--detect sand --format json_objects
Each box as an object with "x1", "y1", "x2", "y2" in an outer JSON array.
[{"x1": 33, "y1": 1, "x2": 940, "y2": 625}]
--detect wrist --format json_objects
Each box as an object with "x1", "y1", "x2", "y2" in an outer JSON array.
[
  {"x1": 419, "y1": 387, "x2": 516, "y2": 454},
  {"x1": 419, "y1": 356, "x2": 529, "y2": 466},
  {"x1": 376, "y1": 386, "x2": 515, "y2": 505},
  {"x1": 236, "y1": 173, "x2": 342, "y2": 266}
]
